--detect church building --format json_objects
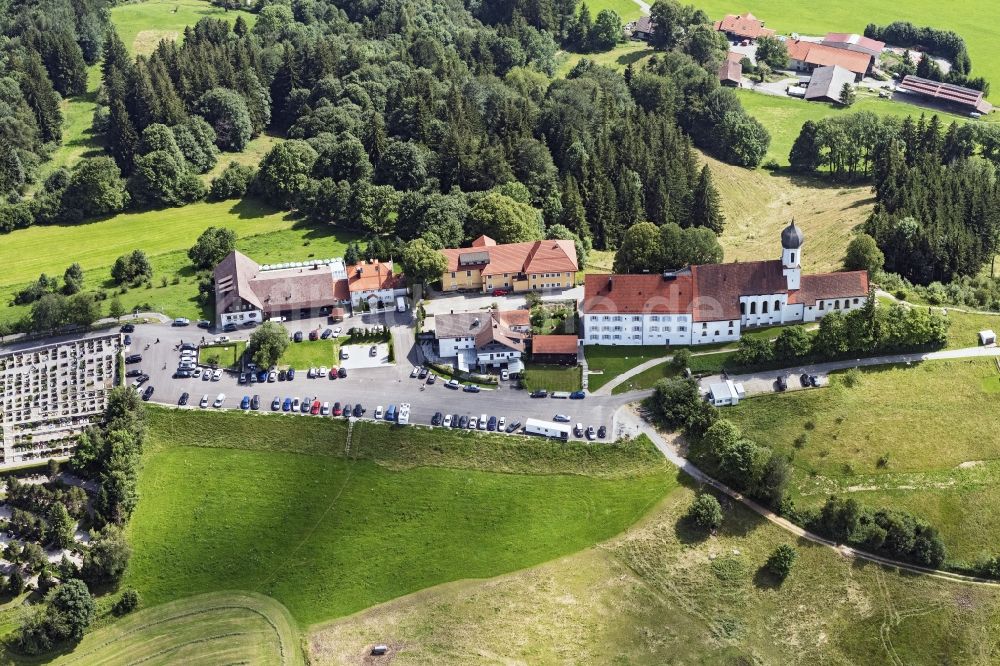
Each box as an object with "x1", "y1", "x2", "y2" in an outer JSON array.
[{"x1": 582, "y1": 222, "x2": 870, "y2": 346}]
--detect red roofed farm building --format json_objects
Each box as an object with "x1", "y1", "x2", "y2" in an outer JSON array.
[
  {"x1": 438, "y1": 235, "x2": 578, "y2": 294},
  {"x1": 713, "y1": 12, "x2": 775, "y2": 43},
  {"x1": 582, "y1": 222, "x2": 869, "y2": 346},
  {"x1": 786, "y1": 39, "x2": 874, "y2": 80}
]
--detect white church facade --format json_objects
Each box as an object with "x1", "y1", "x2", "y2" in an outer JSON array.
[{"x1": 582, "y1": 222, "x2": 870, "y2": 346}]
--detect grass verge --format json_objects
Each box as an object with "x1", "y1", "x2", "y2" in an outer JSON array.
[{"x1": 522, "y1": 363, "x2": 583, "y2": 392}]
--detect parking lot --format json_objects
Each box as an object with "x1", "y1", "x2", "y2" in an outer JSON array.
[{"x1": 125, "y1": 322, "x2": 631, "y2": 441}]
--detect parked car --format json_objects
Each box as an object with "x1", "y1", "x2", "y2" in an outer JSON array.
[
  {"x1": 418, "y1": 367, "x2": 429, "y2": 379},
  {"x1": 300, "y1": 398, "x2": 311, "y2": 413},
  {"x1": 500, "y1": 369, "x2": 509, "y2": 381},
  {"x1": 200, "y1": 394, "x2": 210, "y2": 408},
  {"x1": 281, "y1": 369, "x2": 290, "y2": 381},
  {"x1": 238, "y1": 373, "x2": 248, "y2": 385},
  {"x1": 125, "y1": 368, "x2": 143, "y2": 378},
  {"x1": 125, "y1": 354, "x2": 142, "y2": 364},
  {"x1": 468, "y1": 417, "x2": 478, "y2": 429},
  {"x1": 291, "y1": 397, "x2": 300, "y2": 411},
  {"x1": 586, "y1": 426, "x2": 596, "y2": 440},
  {"x1": 257, "y1": 370, "x2": 269, "y2": 382},
  {"x1": 179, "y1": 392, "x2": 189, "y2": 406},
  {"x1": 193, "y1": 367, "x2": 203, "y2": 378},
  {"x1": 132, "y1": 374, "x2": 150, "y2": 387},
  {"x1": 445, "y1": 379, "x2": 460, "y2": 389},
  {"x1": 342, "y1": 403, "x2": 353, "y2": 418},
  {"x1": 339, "y1": 348, "x2": 350, "y2": 360},
  {"x1": 240, "y1": 396, "x2": 251, "y2": 410},
  {"x1": 141, "y1": 386, "x2": 154, "y2": 401},
  {"x1": 426, "y1": 373, "x2": 436, "y2": 385},
  {"x1": 374, "y1": 405, "x2": 384, "y2": 419},
  {"x1": 410, "y1": 366, "x2": 420, "y2": 378},
  {"x1": 574, "y1": 423, "x2": 583, "y2": 437},
  {"x1": 505, "y1": 420, "x2": 521, "y2": 433},
  {"x1": 123, "y1": 334, "x2": 132, "y2": 346},
  {"x1": 458, "y1": 415, "x2": 469, "y2": 428},
  {"x1": 197, "y1": 319, "x2": 211, "y2": 329},
  {"x1": 310, "y1": 400, "x2": 321, "y2": 415},
  {"x1": 598, "y1": 425, "x2": 607, "y2": 439},
  {"x1": 799, "y1": 373, "x2": 811, "y2": 387},
  {"x1": 180, "y1": 342, "x2": 197, "y2": 351},
  {"x1": 529, "y1": 389, "x2": 548, "y2": 398},
  {"x1": 332, "y1": 326, "x2": 343, "y2": 337},
  {"x1": 306, "y1": 368, "x2": 315, "y2": 379},
  {"x1": 309, "y1": 329, "x2": 319, "y2": 341},
  {"x1": 463, "y1": 384, "x2": 480, "y2": 393},
  {"x1": 553, "y1": 414, "x2": 571, "y2": 422},
  {"x1": 338, "y1": 367, "x2": 347, "y2": 378},
  {"x1": 268, "y1": 371, "x2": 277, "y2": 382},
  {"x1": 333, "y1": 402, "x2": 342, "y2": 416},
  {"x1": 498, "y1": 416, "x2": 506, "y2": 431},
  {"x1": 222, "y1": 323, "x2": 238, "y2": 332},
  {"x1": 213, "y1": 393, "x2": 226, "y2": 408},
  {"x1": 569, "y1": 391, "x2": 586, "y2": 400},
  {"x1": 329, "y1": 367, "x2": 338, "y2": 379},
  {"x1": 173, "y1": 318, "x2": 190, "y2": 326},
  {"x1": 432, "y1": 412, "x2": 443, "y2": 426},
  {"x1": 487, "y1": 416, "x2": 497, "y2": 431},
  {"x1": 287, "y1": 368, "x2": 296, "y2": 380},
  {"x1": 321, "y1": 328, "x2": 333, "y2": 339},
  {"x1": 321, "y1": 401, "x2": 331, "y2": 415},
  {"x1": 443, "y1": 414, "x2": 453, "y2": 427},
  {"x1": 282, "y1": 398, "x2": 292, "y2": 412},
  {"x1": 353, "y1": 404, "x2": 363, "y2": 417},
  {"x1": 293, "y1": 331, "x2": 303, "y2": 342},
  {"x1": 175, "y1": 369, "x2": 192, "y2": 379},
  {"x1": 120, "y1": 323, "x2": 135, "y2": 333},
  {"x1": 315, "y1": 366, "x2": 326, "y2": 377},
  {"x1": 492, "y1": 288, "x2": 509, "y2": 296},
  {"x1": 202, "y1": 371, "x2": 212, "y2": 382},
  {"x1": 271, "y1": 397, "x2": 281, "y2": 411},
  {"x1": 251, "y1": 395, "x2": 260, "y2": 410},
  {"x1": 212, "y1": 368, "x2": 223, "y2": 381},
  {"x1": 369, "y1": 345, "x2": 378, "y2": 357}
]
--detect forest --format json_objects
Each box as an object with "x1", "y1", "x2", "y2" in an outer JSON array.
[
  {"x1": 0, "y1": 0, "x2": 769, "y2": 263},
  {"x1": 788, "y1": 112, "x2": 1000, "y2": 285}
]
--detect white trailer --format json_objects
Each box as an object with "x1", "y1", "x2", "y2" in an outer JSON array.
[
  {"x1": 398, "y1": 402, "x2": 411, "y2": 425},
  {"x1": 524, "y1": 418, "x2": 570, "y2": 440}
]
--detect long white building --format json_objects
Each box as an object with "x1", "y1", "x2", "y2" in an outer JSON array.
[{"x1": 582, "y1": 222, "x2": 869, "y2": 346}]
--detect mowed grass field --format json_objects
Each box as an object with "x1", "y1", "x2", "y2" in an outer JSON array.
[
  {"x1": 706, "y1": 153, "x2": 873, "y2": 273},
  {"x1": 695, "y1": 0, "x2": 1000, "y2": 103},
  {"x1": 124, "y1": 409, "x2": 672, "y2": 625},
  {"x1": 725, "y1": 359, "x2": 1000, "y2": 565},
  {"x1": 556, "y1": 40, "x2": 654, "y2": 77},
  {"x1": 112, "y1": 0, "x2": 256, "y2": 57},
  {"x1": 309, "y1": 478, "x2": 1000, "y2": 665},
  {"x1": 522, "y1": 363, "x2": 583, "y2": 392},
  {"x1": 0, "y1": 205, "x2": 358, "y2": 325},
  {"x1": 585, "y1": 0, "x2": 644, "y2": 23},
  {"x1": 52, "y1": 592, "x2": 303, "y2": 665}
]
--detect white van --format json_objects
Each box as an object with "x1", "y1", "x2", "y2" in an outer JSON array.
[
  {"x1": 479, "y1": 413, "x2": 487, "y2": 430},
  {"x1": 398, "y1": 403, "x2": 411, "y2": 425}
]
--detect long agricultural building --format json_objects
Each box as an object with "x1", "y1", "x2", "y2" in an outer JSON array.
[
  {"x1": 582, "y1": 222, "x2": 869, "y2": 346},
  {"x1": 896, "y1": 75, "x2": 993, "y2": 115}
]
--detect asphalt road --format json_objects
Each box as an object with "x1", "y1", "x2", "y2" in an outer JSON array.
[{"x1": 128, "y1": 322, "x2": 636, "y2": 440}]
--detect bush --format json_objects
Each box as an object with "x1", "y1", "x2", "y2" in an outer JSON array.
[
  {"x1": 208, "y1": 162, "x2": 256, "y2": 201},
  {"x1": 686, "y1": 492, "x2": 723, "y2": 531},
  {"x1": 670, "y1": 348, "x2": 691, "y2": 371},
  {"x1": 113, "y1": 589, "x2": 140, "y2": 615},
  {"x1": 765, "y1": 544, "x2": 797, "y2": 580}
]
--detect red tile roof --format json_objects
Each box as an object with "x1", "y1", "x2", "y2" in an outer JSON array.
[
  {"x1": 583, "y1": 273, "x2": 694, "y2": 315},
  {"x1": 786, "y1": 39, "x2": 872, "y2": 75},
  {"x1": 347, "y1": 260, "x2": 402, "y2": 293},
  {"x1": 471, "y1": 235, "x2": 497, "y2": 247},
  {"x1": 713, "y1": 13, "x2": 775, "y2": 40},
  {"x1": 440, "y1": 239, "x2": 578, "y2": 277},
  {"x1": 898, "y1": 75, "x2": 993, "y2": 114},
  {"x1": 691, "y1": 260, "x2": 786, "y2": 321},
  {"x1": 822, "y1": 32, "x2": 885, "y2": 55},
  {"x1": 789, "y1": 271, "x2": 869, "y2": 305},
  {"x1": 532, "y1": 335, "x2": 579, "y2": 355}
]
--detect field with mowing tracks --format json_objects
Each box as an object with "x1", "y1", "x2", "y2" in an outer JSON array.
[
  {"x1": 694, "y1": 0, "x2": 1000, "y2": 103},
  {"x1": 706, "y1": 153, "x2": 873, "y2": 273},
  {"x1": 725, "y1": 359, "x2": 1000, "y2": 566},
  {"x1": 112, "y1": 0, "x2": 256, "y2": 57},
  {"x1": 52, "y1": 592, "x2": 303, "y2": 665},
  {"x1": 309, "y1": 477, "x2": 1000, "y2": 665},
  {"x1": 124, "y1": 408, "x2": 672, "y2": 625}
]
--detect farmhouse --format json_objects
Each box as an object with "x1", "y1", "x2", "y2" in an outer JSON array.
[
  {"x1": 896, "y1": 75, "x2": 993, "y2": 115},
  {"x1": 804, "y1": 65, "x2": 856, "y2": 103},
  {"x1": 629, "y1": 16, "x2": 654, "y2": 41},
  {"x1": 582, "y1": 222, "x2": 870, "y2": 346},
  {"x1": 713, "y1": 12, "x2": 774, "y2": 43},
  {"x1": 821, "y1": 32, "x2": 885, "y2": 59},
  {"x1": 214, "y1": 251, "x2": 407, "y2": 325},
  {"x1": 438, "y1": 235, "x2": 578, "y2": 294},
  {"x1": 786, "y1": 39, "x2": 872, "y2": 80},
  {"x1": 531, "y1": 334, "x2": 579, "y2": 365},
  {"x1": 433, "y1": 309, "x2": 531, "y2": 372},
  {"x1": 718, "y1": 59, "x2": 743, "y2": 87}
]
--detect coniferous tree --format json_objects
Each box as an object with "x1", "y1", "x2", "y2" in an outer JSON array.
[{"x1": 689, "y1": 165, "x2": 724, "y2": 234}]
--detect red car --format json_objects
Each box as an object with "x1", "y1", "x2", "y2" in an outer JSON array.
[
  {"x1": 332, "y1": 401, "x2": 343, "y2": 416},
  {"x1": 491, "y1": 288, "x2": 509, "y2": 296},
  {"x1": 329, "y1": 366, "x2": 338, "y2": 379},
  {"x1": 309, "y1": 329, "x2": 319, "y2": 341},
  {"x1": 310, "y1": 400, "x2": 321, "y2": 415}
]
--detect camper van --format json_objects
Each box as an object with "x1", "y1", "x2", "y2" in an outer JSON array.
[
  {"x1": 524, "y1": 418, "x2": 571, "y2": 441},
  {"x1": 398, "y1": 403, "x2": 411, "y2": 425}
]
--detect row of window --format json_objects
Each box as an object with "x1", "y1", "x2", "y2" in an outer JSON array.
[
  {"x1": 589, "y1": 314, "x2": 688, "y2": 322},
  {"x1": 740, "y1": 300, "x2": 782, "y2": 316}
]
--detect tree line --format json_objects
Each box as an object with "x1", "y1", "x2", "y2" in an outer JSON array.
[
  {"x1": 864, "y1": 21, "x2": 986, "y2": 92},
  {"x1": 789, "y1": 112, "x2": 1000, "y2": 285}
]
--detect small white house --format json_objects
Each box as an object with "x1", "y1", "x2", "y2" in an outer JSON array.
[
  {"x1": 979, "y1": 329, "x2": 996, "y2": 346},
  {"x1": 708, "y1": 380, "x2": 746, "y2": 407}
]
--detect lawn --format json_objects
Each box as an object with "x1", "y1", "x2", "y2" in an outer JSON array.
[
  {"x1": 278, "y1": 339, "x2": 336, "y2": 369},
  {"x1": 199, "y1": 341, "x2": 246, "y2": 368},
  {"x1": 310, "y1": 477, "x2": 1000, "y2": 665},
  {"x1": 725, "y1": 358, "x2": 1000, "y2": 565},
  {"x1": 610, "y1": 350, "x2": 736, "y2": 394},
  {"x1": 586, "y1": 0, "x2": 645, "y2": 22},
  {"x1": 111, "y1": 0, "x2": 256, "y2": 57},
  {"x1": 125, "y1": 409, "x2": 672, "y2": 625},
  {"x1": 735, "y1": 90, "x2": 974, "y2": 166},
  {"x1": 585, "y1": 345, "x2": 671, "y2": 391},
  {"x1": 522, "y1": 363, "x2": 583, "y2": 392},
  {"x1": 51, "y1": 592, "x2": 302, "y2": 665},
  {"x1": 694, "y1": 0, "x2": 1000, "y2": 104},
  {"x1": 940, "y1": 307, "x2": 1000, "y2": 350}
]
